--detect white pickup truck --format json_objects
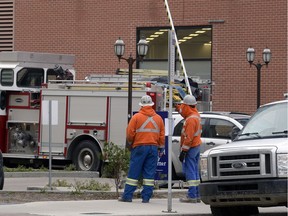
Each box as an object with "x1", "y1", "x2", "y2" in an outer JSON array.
[{"x1": 199, "y1": 99, "x2": 288, "y2": 216}]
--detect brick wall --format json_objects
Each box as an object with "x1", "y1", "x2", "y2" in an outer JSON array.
[{"x1": 13, "y1": 0, "x2": 287, "y2": 114}]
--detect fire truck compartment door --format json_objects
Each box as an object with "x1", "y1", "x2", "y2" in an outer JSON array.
[
  {"x1": 68, "y1": 96, "x2": 107, "y2": 125},
  {"x1": 40, "y1": 96, "x2": 66, "y2": 153},
  {"x1": 8, "y1": 109, "x2": 39, "y2": 123}
]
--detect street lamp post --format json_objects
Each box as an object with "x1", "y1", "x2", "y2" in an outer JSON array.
[
  {"x1": 246, "y1": 47, "x2": 272, "y2": 108},
  {"x1": 114, "y1": 37, "x2": 148, "y2": 122}
]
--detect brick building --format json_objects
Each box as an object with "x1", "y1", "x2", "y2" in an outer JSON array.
[{"x1": 0, "y1": 0, "x2": 287, "y2": 114}]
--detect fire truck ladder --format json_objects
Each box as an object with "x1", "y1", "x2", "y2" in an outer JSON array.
[
  {"x1": 86, "y1": 69, "x2": 183, "y2": 83},
  {"x1": 47, "y1": 80, "x2": 147, "y2": 91}
]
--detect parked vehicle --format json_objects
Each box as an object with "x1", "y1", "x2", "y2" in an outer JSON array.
[
  {"x1": 0, "y1": 51, "x2": 167, "y2": 172},
  {"x1": 171, "y1": 111, "x2": 250, "y2": 179},
  {"x1": 199, "y1": 99, "x2": 288, "y2": 216},
  {"x1": 0, "y1": 149, "x2": 4, "y2": 190}
]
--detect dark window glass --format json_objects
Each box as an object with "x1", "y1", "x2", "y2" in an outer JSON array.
[
  {"x1": 173, "y1": 119, "x2": 184, "y2": 136},
  {"x1": 46, "y1": 68, "x2": 58, "y2": 82},
  {"x1": 173, "y1": 117, "x2": 206, "y2": 137},
  {"x1": 236, "y1": 118, "x2": 250, "y2": 126},
  {"x1": 200, "y1": 118, "x2": 209, "y2": 137},
  {"x1": 177, "y1": 28, "x2": 212, "y2": 59},
  {"x1": 138, "y1": 26, "x2": 212, "y2": 82},
  {"x1": 208, "y1": 118, "x2": 234, "y2": 139},
  {"x1": 17, "y1": 68, "x2": 44, "y2": 87}
]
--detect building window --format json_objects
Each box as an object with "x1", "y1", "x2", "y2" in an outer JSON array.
[
  {"x1": 0, "y1": 1, "x2": 14, "y2": 51},
  {"x1": 137, "y1": 26, "x2": 212, "y2": 83}
]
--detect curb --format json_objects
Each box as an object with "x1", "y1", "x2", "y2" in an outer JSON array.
[
  {"x1": 4, "y1": 171, "x2": 99, "y2": 178},
  {"x1": 0, "y1": 187, "x2": 187, "y2": 198}
]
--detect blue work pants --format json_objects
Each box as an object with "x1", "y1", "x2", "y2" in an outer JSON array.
[
  {"x1": 182, "y1": 145, "x2": 200, "y2": 199},
  {"x1": 122, "y1": 145, "x2": 158, "y2": 201}
]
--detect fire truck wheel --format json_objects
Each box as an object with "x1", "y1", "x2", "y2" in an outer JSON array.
[{"x1": 73, "y1": 140, "x2": 100, "y2": 171}]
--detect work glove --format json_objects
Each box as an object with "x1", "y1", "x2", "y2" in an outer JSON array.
[{"x1": 179, "y1": 151, "x2": 187, "y2": 163}]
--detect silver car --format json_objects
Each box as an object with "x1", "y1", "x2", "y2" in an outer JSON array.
[{"x1": 171, "y1": 111, "x2": 250, "y2": 179}]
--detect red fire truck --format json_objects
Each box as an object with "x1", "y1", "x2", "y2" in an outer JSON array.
[{"x1": 0, "y1": 51, "x2": 164, "y2": 171}]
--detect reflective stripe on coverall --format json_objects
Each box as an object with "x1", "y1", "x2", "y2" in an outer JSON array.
[{"x1": 136, "y1": 116, "x2": 160, "y2": 133}]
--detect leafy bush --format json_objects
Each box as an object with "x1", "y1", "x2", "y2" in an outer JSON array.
[
  {"x1": 73, "y1": 179, "x2": 111, "y2": 193},
  {"x1": 102, "y1": 142, "x2": 130, "y2": 196},
  {"x1": 48, "y1": 179, "x2": 111, "y2": 193}
]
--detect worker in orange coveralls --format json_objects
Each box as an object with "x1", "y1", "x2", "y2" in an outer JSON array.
[
  {"x1": 177, "y1": 94, "x2": 202, "y2": 203},
  {"x1": 118, "y1": 95, "x2": 165, "y2": 203}
]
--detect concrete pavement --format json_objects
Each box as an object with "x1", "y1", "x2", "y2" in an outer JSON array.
[
  {"x1": 0, "y1": 198, "x2": 212, "y2": 216},
  {"x1": 2, "y1": 171, "x2": 212, "y2": 216},
  {"x1": 0, "y1": 197, "x2": 286, "y2": 216},
  {"x1": 1, "y1": 172, "x2": 287, "y2": 216}
]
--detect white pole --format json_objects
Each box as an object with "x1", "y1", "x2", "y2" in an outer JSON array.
[
  {"x1": 164, "y1": 0, "x2": 192, "y2": 96},
  {"x1": 48, "y1": 100, "x2": 52, "y2": 189},
  {"x1": 164, "y1": 30, "x2": 176, "y2": 213}
]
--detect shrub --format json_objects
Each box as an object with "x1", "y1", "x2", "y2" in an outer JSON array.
[{"x1": 102, "y1": 142, "x2": 130, "y2": 196}]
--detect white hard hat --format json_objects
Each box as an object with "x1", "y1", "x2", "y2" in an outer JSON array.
[
  {"x1": 139, "y1": 95, "x2": 154, "y2": 107},
  {"x1": 183, "y1": 95, "x2": 197, "y2": 105}
]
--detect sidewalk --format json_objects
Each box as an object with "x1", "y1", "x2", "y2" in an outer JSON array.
[
  {"x1": 0, "y1": 196, "x2": 285, "y2": 216},
  {"x1": 0, "y1": 198, "x2": 212, "y2": 216},
  {"x1": 1, "y1": 172, "x2": 286, "y2": 216},
  {"x1": 1, "y1": 171, "x2": 213, "y2": 216}
]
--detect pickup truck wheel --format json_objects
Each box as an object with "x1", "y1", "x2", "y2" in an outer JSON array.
[
  {"x1": 73, "y1": 140, "x2": 100, "y2": 171},
  {"x1": 243, "y1": 206, "x2": 259, "y2": 215},
  {"x1": 210, "y1": 206, "x2": 232, "y2": 216},
  {"x1": 211, "y1": 206, "x2": 259, "y2": 216}
]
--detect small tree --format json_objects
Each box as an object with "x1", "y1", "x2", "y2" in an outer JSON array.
[{"x1": 102, "y1": 142, "x2": 130, "y2": 196}]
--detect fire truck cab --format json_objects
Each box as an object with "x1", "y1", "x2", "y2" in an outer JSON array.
[{"x1": 0, "y1": 51, "x2": 76, "y2": 168}]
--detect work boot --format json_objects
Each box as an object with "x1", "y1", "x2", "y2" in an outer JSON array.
[
  {"x1": 179, "y1": 197, "x2": 198, "y2": 203},
  {"x1": 118, "y1": 197, "x2": 132, "y2": 202}
]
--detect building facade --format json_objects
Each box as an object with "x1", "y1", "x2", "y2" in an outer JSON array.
[{"x1": 1, "y1": 0, "x2": 287, "y2": 114}]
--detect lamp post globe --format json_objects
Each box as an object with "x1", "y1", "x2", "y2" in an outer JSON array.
[
  {"x1": 137, "y1": 38, "x2": 149, "y2": 58},
  {"x1": 114, "y1": 38, "x2": 125, "y2": 60},
  {"x1": 246, "y1": 47, "x2": 255, "y2": 64},
  {"x1": 262, "y1": 48, "x2": 272, "y2": 64}
]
